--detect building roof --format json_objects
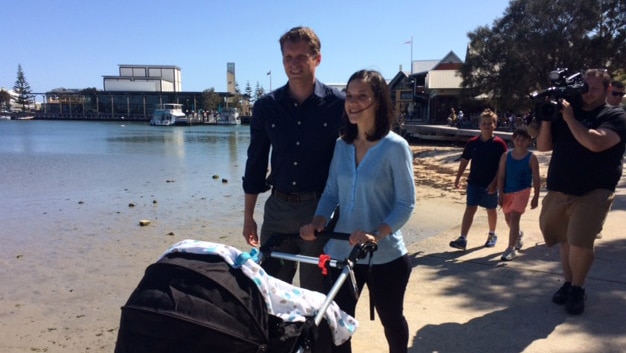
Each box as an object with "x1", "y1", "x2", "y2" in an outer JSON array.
[
  {"x1": 412, "y1": 60, "x2": 439, "y2": 74},
  {"x1": 411, "y1": 51, "x2": 464, "y2": 74},
  {"x1": 117, "y1": 64, "x2": 181, "y2": 70},
  {"x1": 388, "y1": 71, "x2": 410, "y2": 89}
]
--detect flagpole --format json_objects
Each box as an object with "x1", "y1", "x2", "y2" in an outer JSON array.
[
  {"x1": 267, "y1": 70, "x2": 272, "y2": 92},
  {"x1": 410, "y1": 36, "x2": 413, "y2": 74}
]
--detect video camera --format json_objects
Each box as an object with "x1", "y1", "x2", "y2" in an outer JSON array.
[{"x1": 529, "y1": 68, "x2": 588, "y2": 122}]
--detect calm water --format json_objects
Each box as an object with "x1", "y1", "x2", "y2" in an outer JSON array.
[
  {"x1": 0, "y1": 119, "x2": 464, "y2": 254},
  {"x1": 0, "y1": 120, "x2": 249, "y2": 200},
  {"x1": 0, "y1": 120, "x2": 259, "y2": 250}
]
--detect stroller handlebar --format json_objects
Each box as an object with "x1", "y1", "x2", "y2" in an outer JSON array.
[
  {"x1": 259, "y1": 231, "x2": 348, "y2": 254},
  {"x1": 259, "y1": 231, "x2": 377, "y2": 265},
  {"x1": 257, "y1": 231, "x2": 378, "y2": 324}
]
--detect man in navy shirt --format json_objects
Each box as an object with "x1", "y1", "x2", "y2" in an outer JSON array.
[{"x1": 242, "y1": 26, "x2": 344, "y2": 293}]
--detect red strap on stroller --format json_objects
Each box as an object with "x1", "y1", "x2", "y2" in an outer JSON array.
[{"x1": 318, "y1": 254, "x2": 331, "y2": 275}]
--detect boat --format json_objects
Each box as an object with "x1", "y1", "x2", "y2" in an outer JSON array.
[
  {"x1": 13, "y1": 112, "x2": 34, "y2": 120},
  {"x1": 215, "y1": 107, "x2": 241, "y2": 125},
  {"x1": 150, "y1": 103, "x2": 188, "y2": 126}
]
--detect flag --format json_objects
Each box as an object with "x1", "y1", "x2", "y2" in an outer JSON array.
[
  {"x1": 404, "y1": 39, "x2": 412, "y2": 44},
  {"x1": 267, "y1": 70, "x2": 271, "y2": 75}
]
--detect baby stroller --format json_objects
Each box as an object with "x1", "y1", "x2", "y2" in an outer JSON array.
[{"x1": 114, "y1": 232, "x2": 377, "y2": 353}]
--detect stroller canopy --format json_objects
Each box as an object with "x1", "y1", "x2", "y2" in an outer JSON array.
[{"x1": 115, "y1": 239, "x2": 358, "y2": 353}]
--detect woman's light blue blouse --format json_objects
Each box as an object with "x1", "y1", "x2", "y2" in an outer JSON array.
[{"x1": 316, "y1": 131, "x2": 416, "y2": 264}]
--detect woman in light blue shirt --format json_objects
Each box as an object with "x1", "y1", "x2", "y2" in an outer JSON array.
[{"x1": 300, "y1": 70, "x2": 415, "y2": 353}]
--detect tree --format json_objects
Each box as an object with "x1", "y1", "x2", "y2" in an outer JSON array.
[
  {"x1": 460, "y1": 0, "x2": 626, "y2": 113},
  {"x1": 202, "y1": 88, "x2": 223, "y2": 112},
  {"x1": 231, "y1": 81, "x2": 243, "y2": 110},
  {"x1": 13, "y1": 64, "x2": 34, "y2": 111},
  {"x1": 245, "y1": 81, "x2": 253, "y2": 103},
  {"x1": 254, "y1": 82, "x2": 265, "y2": 102},
  {"x1": 0, "y1": 89, "x2": 11, "y2": 111}
]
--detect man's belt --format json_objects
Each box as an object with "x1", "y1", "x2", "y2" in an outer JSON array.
[{"x1": 272, "y1": 189, "x2": 321, "y2": 203}]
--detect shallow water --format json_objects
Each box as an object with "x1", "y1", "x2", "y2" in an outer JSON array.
[
  {"x1": 0, "y1": 120, "x2": 260, "y2": 253},
  {"x1": 0, "y1": 120, "x2": 465, "y2": 257}
]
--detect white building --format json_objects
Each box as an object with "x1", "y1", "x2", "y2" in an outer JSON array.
[{"x1": 103, "y1": 65, "x2": 182, "y2": 92}]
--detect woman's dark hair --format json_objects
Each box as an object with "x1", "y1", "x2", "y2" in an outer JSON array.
[
  {"x1": 512, "y1": 127, "x2": 531, "y2": 139},
  {"x1": 341, "y1": 70, "x2": 395, "y2": 143}
]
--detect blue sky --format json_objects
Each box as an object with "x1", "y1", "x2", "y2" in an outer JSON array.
[{"x1": 1, "y1": 0, "x2": 511, "y2": 96}]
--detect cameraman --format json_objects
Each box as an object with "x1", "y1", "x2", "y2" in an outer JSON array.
[{"x1": 536, "y1": 69, "x2": 626, "y2": 315}]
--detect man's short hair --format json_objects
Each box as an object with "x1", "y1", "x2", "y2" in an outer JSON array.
[
  {"x1": 585, "y1": 69, "x2": 612, "y2": 88},
  {"x1": 279, "y1": 26, "x2": 321, "y2": 56}
]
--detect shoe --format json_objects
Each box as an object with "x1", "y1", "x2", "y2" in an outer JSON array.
[
  {"x1": 515, "y1": 232, "x2": 524, "y2": 250},
  {"x1": 566, "y1": 286, "x2": 586, "y2": 315},
  {"x1": 500, "y1": 248, "x2": 516, "y2": 261},
  {"x1": 484, "y1": 234, "x2": 497, "y2": 247},
  {"x1": 552, "y1": 282, "x2": 571, "y2": 305},
  {"x1": 449, "y1": 237, "x2": 467, "y2": 250}
]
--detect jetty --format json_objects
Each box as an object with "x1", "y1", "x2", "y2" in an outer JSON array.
[{"x1": 404, "y1": 123, "x2": 513, "y2": 143}]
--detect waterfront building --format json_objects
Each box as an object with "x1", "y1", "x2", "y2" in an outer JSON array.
[
  {"x1": 388, "y1": 51, "x2": 466, "y2": 125},
  {"x1": 103, "y1": 65, "x2": 182, "y2": 92},
  {"x1": 36, "y1": 64, "x2": 245, "y2": 121}
]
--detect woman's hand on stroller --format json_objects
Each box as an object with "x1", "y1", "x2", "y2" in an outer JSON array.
[
  {"x1": 299, "y1": 216, "x2": 327, "y2": 241},
  {"x1": 349, "y1": 230, "x2": 378, "y2": 246},
  {"x1": 349, "y1": 224, "x2": 391, "y2": 245}
]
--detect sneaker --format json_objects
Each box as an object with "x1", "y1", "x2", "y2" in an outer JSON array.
[
  {"x1": 449, "y1": 236, "x2": 467, "y2": 250},
  {"x1": 484, "y1": 233, "x2": 498, "y2": 247},
  {"x1": 515, "y1": 232, "x2": 524, "y2": 250},
  {"x1": 500, "y1": 247, "x2": 516, "y2": 261},
  {"x1": 552, "y1": 282, "x2": 571, "y2": 305},
  {"x1": 566, "y1": 286, "x2": 586, "y2": 315}
]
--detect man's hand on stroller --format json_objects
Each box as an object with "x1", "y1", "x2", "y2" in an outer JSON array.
[{"x1": 299, "y1": 216, "x2": 327, "y2": 241}]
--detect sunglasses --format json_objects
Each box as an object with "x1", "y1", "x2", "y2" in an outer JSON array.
[{"x1": 611, "y1": 91, "x2": 625, "y2": 97}]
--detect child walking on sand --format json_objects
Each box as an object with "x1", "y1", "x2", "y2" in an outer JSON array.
[
  {"x1": 497, "y1": 128, "x2": 540, "y2": 261},
  {"x1": 450, "y1": 109, "x2": 508, "y2": 250}
]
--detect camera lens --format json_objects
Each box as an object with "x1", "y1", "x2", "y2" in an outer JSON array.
[{"x1": 536, "y1": 100, "x2": 560, "y2": 121}]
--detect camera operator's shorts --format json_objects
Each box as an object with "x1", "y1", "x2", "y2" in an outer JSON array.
[
  {"x1": 466, "y1": 184, "x2": 498, "y2": 209},
  {"x1": 502, "y1": 188, "x2": 531, "y2": 214},
  {"x1": 539, "y1": 189, "x2": 614, "y2": 248}
]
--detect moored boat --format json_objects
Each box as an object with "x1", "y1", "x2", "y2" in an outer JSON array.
[
  {"x1": 150, "y1": 103, "x2": 188, "y2": 126},
  {"x1": 13, "y1": 112, "x2": 34, "y2": 120},
  {"x1": 215, "y1": 107, "x2": 241, "y2": 125}
]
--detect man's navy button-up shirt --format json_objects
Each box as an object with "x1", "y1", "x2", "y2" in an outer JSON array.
[{"x1": 243, "y1": 80, "x2": 345, "y2": 194}]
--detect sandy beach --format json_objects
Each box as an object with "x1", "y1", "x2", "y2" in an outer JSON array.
[{"x1": 2, "y1": 143, "x2": 625, "y2": 353}]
